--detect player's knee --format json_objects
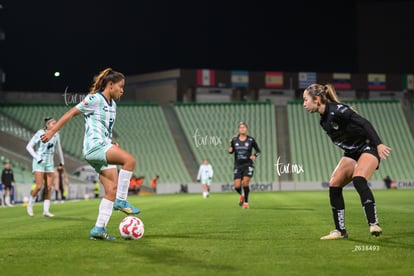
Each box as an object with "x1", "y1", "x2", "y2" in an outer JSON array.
[
  {"x1": 352, "y1": 176, "x2": 369, "y2": 193},
  {"x1": 126, "y1": 155, "x2": 136, "y2": 169}
]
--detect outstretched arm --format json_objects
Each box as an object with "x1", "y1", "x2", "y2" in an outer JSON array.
[
  {"x1": 56, "y1": 134, "x2": 65, "y2": 165},
  {"x1": 41, "y1": 107, "x2": 81, "y2": 143}
]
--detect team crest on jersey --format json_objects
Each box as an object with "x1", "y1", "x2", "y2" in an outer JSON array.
[{"x1": 330, "y1": 122, "x2": 339, "y2": 130}]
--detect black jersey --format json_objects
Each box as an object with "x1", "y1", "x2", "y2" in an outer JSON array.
[
  {"x1": 229, "y1": 135, "x2": 261, "y2": 166},
  {"x1": 320, "y1": 102, "x2": 382, "y2": 154},
  {"x1": 1, "y1": 168, "x2": 15, "y2": 185}
]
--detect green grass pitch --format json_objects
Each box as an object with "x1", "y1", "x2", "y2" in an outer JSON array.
[{"x1": 1, "y1": 190, "x2": 413, "y2": 275}]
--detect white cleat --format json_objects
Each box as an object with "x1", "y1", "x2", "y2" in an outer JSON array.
[
  {"x1": 320, "y1": 229, "x2": 348, "y2": 240},
  {"x1": 43, "y1": 211, "x2": 55, "y2": 217},
  {"x1": 369, "y1": 224, "x2": 382, "y2": 237},
  {"x1": 27, "y1": 205, "x2": 34, "y2": 217}
]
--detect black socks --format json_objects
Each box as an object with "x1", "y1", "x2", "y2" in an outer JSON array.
[
  {"x1": 329, "y1": 186, "x2": 346, "y2": 234},
  {"x1": 353, "y1": 176, "x2": 379, "y2": 225},
  {"x1": 243, "y1": 186, "x2": 250, "y2": 203}
]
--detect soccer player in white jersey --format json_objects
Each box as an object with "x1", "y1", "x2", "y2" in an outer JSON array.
[
  {"x1": 197, "y1": 159, "x2": 213, "y2": 198},
  {"x1": 26, "y1": 117, "x2": 64, "y2": 217},
  {"x1": 41, "y1": 68, "x2": 140, "y2": 240}
]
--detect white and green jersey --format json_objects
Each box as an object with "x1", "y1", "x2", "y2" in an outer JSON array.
[
  {"x1": 76, "y1": 93, "x2": 116, "y2": 156},
  {"x1": 26, "y1": 129, "x2": 64, "y2": 165}
]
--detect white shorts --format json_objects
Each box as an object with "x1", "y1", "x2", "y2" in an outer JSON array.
[
  {"x1": 32, "y1": 159, "x2": 55, "y2": 173},
  {"x1": 201, "y1": 178, "x2": 212, "y2": 185},
  {"x1": 85, "y1": 144, "x2": 117, "y2": 173}
]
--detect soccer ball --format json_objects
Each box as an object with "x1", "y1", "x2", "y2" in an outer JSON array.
[{"x1": 119, "y1": 216, "x2": 145, "y2": 240}]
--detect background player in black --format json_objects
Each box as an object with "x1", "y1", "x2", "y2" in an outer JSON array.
[
  {"x1": 303, "y1": 83, "x2": 391, "y2": 240},
  {"x1": 1, "y1": 161, "x2": 15, "y2": 207},
  {"x1": 228, "y1": 122, "x2": 261, "y2": 209},
  {"x1": 53, "y1": 163, "x2": 68, "y2": 203}
]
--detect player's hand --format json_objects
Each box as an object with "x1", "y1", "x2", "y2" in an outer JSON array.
[
  {"x1": 250, "y1": 155, "x2": 256, "y2": 161},
  {"x1": 377, "y1": 144, "x2": 391, "y2": 160},
  {"x1": 40, "y1": 131, "x2": 52, "y2": 143},
  {"x1": 228, "y1": 147, "x2": 233, "y2": 153}
]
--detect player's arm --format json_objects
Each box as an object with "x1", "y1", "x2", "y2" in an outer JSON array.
[
  {"x1": 250, "y1": 139, "x2": 261, "y2": 160},
  {"x1": 196, "y1": 166, "x2": 201, "y2": 181},
  {"x1": 41, "y1": 107, "x2": 81, "y2": 143},
  {"x1": 26, "y1": 133, "x2": 42, "y2": 163},
  {"x1": 228, "y1": 138, "x2": 235, "y2": 154},
  {"x1": 340, "y1": 107, "x2": 391, "y2": 160},
  {"x1": 1, "y1": 170, "x2": 5, "y2": 184},
  {"x1": 56, "y1": 134, "x2": 65, "y2": 166}
]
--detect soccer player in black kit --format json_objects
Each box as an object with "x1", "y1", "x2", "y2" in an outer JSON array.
[
  {"x1": 228, "y1": 122, "x2": 261, "y2": 209},
  {"x1": 303, "y1": 83, "x2": 391, "y2": 240}
]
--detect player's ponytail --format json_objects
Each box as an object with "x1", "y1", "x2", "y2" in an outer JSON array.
[
  {"x1": 89, "y1": 68, "x2": 125, "y2": 94},
  {"x1": 305, "y1": 83, "x2": 341, "y2": 104},
  {"x1": 324, "y1": 84, "x2": 340, "y2": 103}
]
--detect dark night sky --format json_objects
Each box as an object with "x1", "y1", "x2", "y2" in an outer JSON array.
[{"x1": 0, "y1": 1, "x2": 405, "y2": 92}]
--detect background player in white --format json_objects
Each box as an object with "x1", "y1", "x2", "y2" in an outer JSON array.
[
  {"x1": 26, "y1": 117, "x2": 64, "y2": 217},
  {"x1": 197, "y1": 158, "x2": 213, "y2": 198},
  {"x1": 41, "y1": 68, "x2": 140, "y2": 240}
]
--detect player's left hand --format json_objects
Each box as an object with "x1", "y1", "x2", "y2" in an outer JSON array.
[
  {"x1": 250, "y1": 155, "x2": 256, "y2": 161},
  {"x1": 40, "y1": 131, "x2": 52, "y2": 143},
  {"x1": 377, "y1": 144, "x2": 391, "y2": 160}
]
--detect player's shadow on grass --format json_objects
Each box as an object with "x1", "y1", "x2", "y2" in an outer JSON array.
[
  {"x1": 125, "y1": 241, "x2": 237, "y2": 272},
  {"x1": 347, "y1": 231, "x2": 414, "y2": 250},
  {"x1": 44, "y1": 216, "x2": 92, "y2": 222},
  {"x1": 254, "y1": 206, "x2": 316, "y2": 211}
]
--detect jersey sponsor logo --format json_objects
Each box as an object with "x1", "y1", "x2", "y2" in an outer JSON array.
[
  {"x1": 235, "y1": 143, "x2": 239, "y2": 146},
  {"x1": 47, "y1": 143, "x2": 54, "y2": 150},
  {"x1": 245, "y1": 142, "x2": 249, "y2": 147},
  {"x1": 103, "y1": 105, "x2": 116, "y2": 113}
]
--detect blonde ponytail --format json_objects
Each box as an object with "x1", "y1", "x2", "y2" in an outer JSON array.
[{"x1": 305, "y1": 83, "x2": 341, "y2": 104}]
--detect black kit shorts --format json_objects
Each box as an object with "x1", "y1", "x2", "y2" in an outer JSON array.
[
  {"x1": 233, "y1": 164, "x2": 254, "y2": 179},
  {"x1": 344, "y1": 144, "x2": 380, "y2": 169}
]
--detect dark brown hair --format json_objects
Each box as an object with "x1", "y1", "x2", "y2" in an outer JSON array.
[{"x1": 89, "y1": 68, "x2": 125, "y2": 94}]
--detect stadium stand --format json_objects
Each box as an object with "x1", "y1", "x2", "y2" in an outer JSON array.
[
  {"x1": 1, "y1": 98, "x2": 413, "y2": 186},
  {"x1": 287, "y1": 100, "x2": 414, "y2": 182},
  {"x1": 0, "y1": 153, "x2": 33, "y2": 183},
  {"x1": 0, "y1": 104, "x2": 84, "y2": 158},
  {"x1": 0, "y1": 103, "x2": 193, "y2": 184},
  {"x1": 115, "y1": 104, "x2": 192, "y2": 184},
  {"x1": 174, "y1": 101, "x2": 277, "y2": 183}
]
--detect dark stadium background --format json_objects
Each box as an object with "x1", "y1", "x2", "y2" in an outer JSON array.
[{"x1": 1, "y1": 0, "x2": 414, "y2": 92}]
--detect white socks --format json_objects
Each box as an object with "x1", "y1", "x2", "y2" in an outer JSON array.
[
  {"x1": 43, "y1": 199, "x2": 50, "y2": 213},
  {"x1": 28, "y1": 196, "x2": 35, "y2": 207},
  {"x1": 95, "y1": 198, "x2": 114, "y2": 228},
  {"x1": 116, "y1": 169, "x2": 132, "y2": 200}
]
